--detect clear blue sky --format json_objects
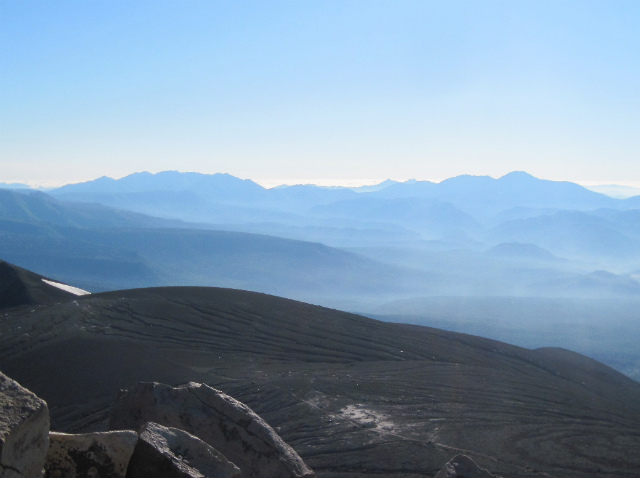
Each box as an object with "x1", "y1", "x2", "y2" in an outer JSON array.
[{"x1": 1, "y1": 1, "x2": 639, "y2": 187}]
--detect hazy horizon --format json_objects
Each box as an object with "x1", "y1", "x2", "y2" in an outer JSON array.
[
  {"x1": 2, "y1": 1, "x2": 640, "y2": 188},
  {"x1": 6, "y1": 170, "x2": 640, "y2": 198},
  {"x1": 2, "y1": 3, "x2": 640, "y2": 474}
]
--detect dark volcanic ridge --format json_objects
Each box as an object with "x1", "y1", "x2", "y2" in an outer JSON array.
[
  {"x1": 1, "y1": 284, "x2": 639, "y2": 478},
  {"x1": 0, "y1": 260, "x2": 85, "y2": 309}
]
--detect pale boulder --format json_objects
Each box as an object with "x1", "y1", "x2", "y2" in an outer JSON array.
[
  {"x1": 0, "y1": 372, "x2": 49, "y2": 478},
  {"x1": 109, "y1": 382, "x2": 314, "y2": 478},
  {"x1": 126, "y1": 422, "x2": 240, "y2": 478}
]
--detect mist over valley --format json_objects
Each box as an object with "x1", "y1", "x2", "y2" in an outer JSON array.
[{"x1": 2, "y1": 170, "x2": 640, "y2": 384}]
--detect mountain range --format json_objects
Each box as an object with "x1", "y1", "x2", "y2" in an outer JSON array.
[{"x1": 2, "y1": 170, "x2": 640, "y2": 382}]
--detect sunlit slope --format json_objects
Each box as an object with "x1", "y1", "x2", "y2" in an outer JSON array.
[{"x1": 2, "y1": 286, "x2": 639, "y2": 478}]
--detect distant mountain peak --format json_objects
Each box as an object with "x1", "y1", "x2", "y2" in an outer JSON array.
[
  {"x1": 51, "y1": 171, "x2": 266, "y2": 196},
  {"x1": 499, "y1": 171, "x2": 538, "y2": 181},
  {"x1": 440, "y1": 174, "x2": 494, "y2": 185}
]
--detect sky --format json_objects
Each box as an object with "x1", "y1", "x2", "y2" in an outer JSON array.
[{"x1": 1, "y1": 1, "x2": 640, "y2": 188}]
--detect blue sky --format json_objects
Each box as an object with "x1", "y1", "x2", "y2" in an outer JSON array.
[{"x1": 1, "y1": 1, "x2": 639, "y2": 187}]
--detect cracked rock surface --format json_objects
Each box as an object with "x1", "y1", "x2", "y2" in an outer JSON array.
[
  {"x1": 110, "y1": 381, "x2": 314, "y2": 478},
  {"x1": 0, "y1": 372, "x2": 49, "y2": 478},
  {"x1": 126, "y1": 421, "x2": 241, "y2": 478}
]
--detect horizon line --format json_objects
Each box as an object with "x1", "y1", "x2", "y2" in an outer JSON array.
[{"x1": 4, "y1": 170, "x2": 640, "y2": 193}]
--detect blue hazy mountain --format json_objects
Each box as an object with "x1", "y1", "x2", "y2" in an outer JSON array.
[
  {"x1": 309, "y1": 197, "x2": 481, "y2": 238},
  {"x1": 371, "y1": 171, "x2": 619, "y2": 214},
  {"x1": 591, "y1": 208, "x2": 640, "y2": 238},
  {"x1": 48, "y1": 170, "x2": 628, "y2": 232},
  {"x1": 0, "y1": 188, "x2": 438, "y2": 305},
  {"x1": 349, "y1": 179, "x2": 399, "y2": 192},
  {"x1": 52, "y1": 170, "x2": 265, "y2": 198},
  {"x1": 0, "y1": 182, "x2": 31, "y2": 189},
  {"x1": 0, "y1": 223, "x2": 440, "y2": 306},
  {"x1": 41, "y1": 170, "x2": 640, "y2": 301},
  {"x1": 0, "y1": 189, "x2": 187, "y2": 229},
  {"x1": 484, "y1": 242, "x2": 560, "y2": 262},
  {"x1": 50, "y1": 171, "x2": 362, "y2": 223},
  {"x1": 536, "y1": 270, "x2": 640, "y2": 297},
  {"x1": 486, "y1": 210, "x2": 640, "y2": 264},
  {"x1": 587, "y1": 184, "x2": 640, "y2": 198},
  {"x1": 8, "y1": 171, "x2": 640, "y2": 382},
  {"x1": 623, "y1": 195, "x2": 640, "y2": 208},
  {"x1": 6, "y1": 187, "x2": 638, "y2": 307}
]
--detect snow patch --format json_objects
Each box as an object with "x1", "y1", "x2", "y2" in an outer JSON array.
[{"x1": 42, "y1": 279, "x2": 90, "y2": 296}]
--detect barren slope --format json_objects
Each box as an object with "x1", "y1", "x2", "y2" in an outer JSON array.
[
  {"x1": 1, "y1": 287, "x2": 639, "y2": 477},
  {"x1": 0, "y1": 260, "x2": 83, "y2": 309}
]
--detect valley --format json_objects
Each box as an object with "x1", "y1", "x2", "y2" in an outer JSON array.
[{"x1": 2, "y1": 171, "x2": 640, "y2": 381}]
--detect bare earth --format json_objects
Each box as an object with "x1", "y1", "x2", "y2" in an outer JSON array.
[{"x1": 1, "y1": 286, "x2": 639, "y2": 478}]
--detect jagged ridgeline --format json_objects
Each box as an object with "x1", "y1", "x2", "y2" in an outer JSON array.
[{"x1": 1, "y1": 262, "x2": 639, "y2": 477}]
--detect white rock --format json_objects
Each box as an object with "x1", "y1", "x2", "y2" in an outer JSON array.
[
  {"x1": 127, "y1": 422, "x2": 241, "y2": 478},
  {"x1": 0, "y1": 372, "x2": 50, "y2": 478},
  {"x1": 110, "y1": 382, "x2": 314, "y2": 478}
]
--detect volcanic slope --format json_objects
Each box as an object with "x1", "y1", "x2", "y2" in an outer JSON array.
[
  {"x1": 0, "y1": 260, "x2": 85, "y2": 309},
  {"x1": 1, "y1": 286, "x2": 640, "y2": 478}
]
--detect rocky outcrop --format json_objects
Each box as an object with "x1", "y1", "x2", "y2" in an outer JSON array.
[
  {"x1": 0, "y1": 372, "x2": 49, "y2": 478},
  {"x1": 126, "y1": 422, "x2": 241, "y2": 478},
  {"x1": 44, "y1": 430, "x2": 137, "y2": 478},
  {"x1": 0, "y1": 372, "x2": 311, "y2": 478},
  {"x1": 434, "y1": 455, "x2": 497, "y2": 478},
  {"x1": 109, "y1": 382, "x2": 314, "y2": 478}
]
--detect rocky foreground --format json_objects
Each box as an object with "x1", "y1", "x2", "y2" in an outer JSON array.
[
  {"x1": 1, "y1": 372, "x2": 492, "y2": 478},
  {"x1": 1, "y1": 263, "x2": 640, "y2": 477}
]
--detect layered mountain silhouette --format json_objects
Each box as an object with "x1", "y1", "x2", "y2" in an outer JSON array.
[
  {"x1": 0, "y1": 189, "x2": 433, "y2": 302},
  {"x1": 48, "y1": 170, "x2": 634, "y2": 218},
  {"x1": 4, "y1": 171, "x2": 640, "y2": 383},
  {"x1": 0, "y1": 188, "x2": 186, "y2": 229},
  {"x1": 42, "y1": 172, "x2": 640, "y2": 264},
  {"x1": 14, "y1": 171, "x2": 640, "y2": 286},
  {"x1": 1, "y1": 262, "x2": 639, "y2": 477}
]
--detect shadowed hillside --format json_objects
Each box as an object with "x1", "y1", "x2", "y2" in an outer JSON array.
[
  {"x1": 0, "y1": 188, "x2": 186, "y2": 229},
  {"x1": 0, "y1": 260, "x2": 83, "y2": 309},
  {"x1": 1, "y1": 284, "x2": 639, "y2": 478},
  {"x1": 7, "y1": 175, "x2": 640, "y2": 305}
]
